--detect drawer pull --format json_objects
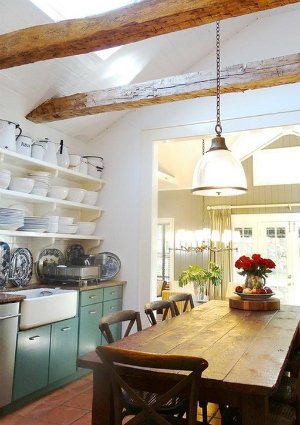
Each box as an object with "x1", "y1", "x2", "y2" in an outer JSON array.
[
  {"x1": 29, "y1": 335, "x2": 40, "y2": 341},
  {"x1": 61, "y1": 327, "x2": 71, "y2": 332},
  {"x1": 89, "y1": 310, "x2": 97, "y2": 315},
  {"x1": 110, "y1": 306, "x2": 116, "y2": 310},
  {"x1": 89, "y1": 295, "x2": 97, "y2": 299},
  {"x1": 110, "y1": 291, "x2": 116, "y2": 296}
]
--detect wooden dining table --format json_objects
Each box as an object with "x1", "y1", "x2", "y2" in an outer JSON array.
[{"x1": 77, "y1": 300, "x2": 300, "y2": 425}]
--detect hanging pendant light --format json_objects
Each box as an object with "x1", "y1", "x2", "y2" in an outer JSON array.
[{"x1": 192, "y1": 21, "x2": 247, "y2": 197}]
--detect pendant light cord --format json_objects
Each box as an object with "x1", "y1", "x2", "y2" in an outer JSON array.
[{"x1": 215, "y1": 21, "x2": 222, "y2": 137}]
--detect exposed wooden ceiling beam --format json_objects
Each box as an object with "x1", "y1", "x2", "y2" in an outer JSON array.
[
  {"x1": 26, "y1": 53, "x2": 300, "y2": 123},
  {"x1": 0, "y1": 0, "x2": 298, "y2": 69}
]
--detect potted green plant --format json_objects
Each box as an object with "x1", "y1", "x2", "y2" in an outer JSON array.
[{"x1": 178, "y1": 262, "x2": 223, "y2": 300}]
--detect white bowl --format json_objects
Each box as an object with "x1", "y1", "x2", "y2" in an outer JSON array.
[
  {"x1": 59, "y1": 216, "x2": 74, "y2": 225},
  {"x1": 58, "y1": 224, "x2": 78, "y2": 234},
  {"x1": 47, "y1": 186, "x2": 69, "y2": 200},
  {"x1": 66, "y1": 188, "x2": 86, "y2": 203},
  {"x1": 76, "y1": 221, "x2": 96, "y2": 235},
  {"x1": 9, "y1": 177, "x2": 35, "y2": 193},
  {"x1": 83, "y1": 190, "x2": 98, "y2": 206}
]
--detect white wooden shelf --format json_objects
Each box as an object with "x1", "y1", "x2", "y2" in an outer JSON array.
[
  {"x1": 0, "y1": 147, "x2": 104, "y2": 190},
  {"x1": 0, "y1": 229, "x2": 102, "y2": 240},
  {"x1": 0, "y1": 146, "x2": 104, "y2": 246},
  {"x1": 0, "y1": 188, "x2": 103, "y2": 213}
]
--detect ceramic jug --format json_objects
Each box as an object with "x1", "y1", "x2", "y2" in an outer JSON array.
[
  {"x1": 16, "y1": 135, "x2": 33, "y2": 157},
  {"x1": 0, "y1": 119, "x2": 22, "y2": 152},
  {"x1": 56, "y1": 140, "x2": 70, "y2": 168},
  {"x1": 36, "y1": 138, "x2": 57, "y2": 165}
]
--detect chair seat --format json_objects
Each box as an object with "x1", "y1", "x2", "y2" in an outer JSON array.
[
  {"x1": 269, "y1": 401, "x2": 296, "y2": 425},
  {"x1": 122, "y1": 388, "x2": 187, "y2": 416}
]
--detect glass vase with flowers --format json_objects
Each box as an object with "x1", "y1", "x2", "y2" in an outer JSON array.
[{"x1": 235, "y1": 254, "x2": 276, "y2": 293}]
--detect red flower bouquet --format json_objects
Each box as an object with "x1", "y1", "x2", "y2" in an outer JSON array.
[{"x1": 235, "y1": 254, "x2": 276, "y2": 278}]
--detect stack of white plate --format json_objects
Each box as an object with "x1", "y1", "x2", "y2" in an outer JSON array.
[
  {"x1": 28, "y1": 171, "x2": 51, "y2": 197},
  {"x1": 45, "y1": 215, "x2": 59, "y2": 233},
  {"x1": 19, "y1": 216, "x2": 49, "y2": 232},
  {"x1": 0, "y1": 208, "x2": 24, "y2": 230},
  {"x1": 0, "y1": 169, "x2": 11, "y2": 189}
]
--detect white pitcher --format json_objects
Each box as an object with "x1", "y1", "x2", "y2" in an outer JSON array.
[
  {"x1": 36, "y1": 138, "x2": 57, "y2": 165},
  {"x1": 0, "y1": 119, "x2": 22, "y2": 152},
  {"x1": 56, "y1": 140, "x2": 70, "y2": 168}
]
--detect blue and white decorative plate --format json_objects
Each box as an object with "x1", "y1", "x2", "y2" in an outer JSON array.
[
  {"x1": 94, "y1": 252, "x2": 121, "y2": 281},
  {"x1": 9, "y1": 248, "x2": 33, "y2": 287},
  {"x1": 0, "y1": 241, "x2": 10, "y2": 288},
  {"x1": 36, "y1": 248, "x2": 65, "y2": 282}
]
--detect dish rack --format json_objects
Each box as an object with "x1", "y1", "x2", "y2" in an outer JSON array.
[{"x1": 42, "y1": 264, "x2": 101, "y2": 284}]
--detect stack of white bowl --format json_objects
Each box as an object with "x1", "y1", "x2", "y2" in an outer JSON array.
[
  {"x1": 28, "y1": 171, "x2": 50, "y2": 197},
  {"x1": 0, "y1": 169, "x2": 11, "y2": 189},
  {"x1": 8, "y1": 176, "x2": 34, "y2": 193},
  {"x1": 45, "y1": 215, "x2": 77, "y2": 234},
  {"x1": 58, "y1": 216, "x2": 77, "y2": 234},
  {"x1": 66, "y1": 187, "x2": 86, "y2": 203}
]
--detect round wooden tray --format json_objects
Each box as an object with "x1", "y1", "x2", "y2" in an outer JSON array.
[{"x1": 229, "y1": 295, "x2": 280, "y2": 311}]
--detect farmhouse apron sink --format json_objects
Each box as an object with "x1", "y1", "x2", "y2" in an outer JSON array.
[{"x1": 4, "y1": 288, "x2": 78, "y2": 330}]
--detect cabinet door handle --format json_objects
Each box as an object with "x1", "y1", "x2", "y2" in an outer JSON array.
[
  {"x1": 29, "y1": 335, "x2": 40, "y2": 340},
  {"x1": 89, "y1": 295, "x2": 97, "y2": 299},
  {"x1": 61, "y1": 327, "x2": 71, "y2": 332},
  {"x1": 89, "y1": 310, "x2": 97, "y2": 315}
]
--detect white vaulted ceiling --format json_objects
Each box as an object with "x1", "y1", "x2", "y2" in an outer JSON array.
[{"x1": 0, "y1": 0, "x2": 299, "y2": 188}]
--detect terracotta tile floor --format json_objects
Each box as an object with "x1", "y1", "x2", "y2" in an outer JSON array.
[{"x1": 0, "y1": 373, "x2": 221, "y2": 424}]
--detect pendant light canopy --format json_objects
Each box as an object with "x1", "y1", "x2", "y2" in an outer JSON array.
[{"x1": 192, "y1": 22, "x2": 247, "y2": 197}]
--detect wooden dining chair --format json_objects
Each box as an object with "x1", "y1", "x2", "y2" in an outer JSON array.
[
  {"x1": 97, "y1": 345, "x2": 209, "y2": 425},
  {"x1": 169, "y1": 293, "x2": 195, "y2": 316},
  {"x1": 144, "y1": 299, "x2": 176, "y2": 325},
  {"x1": 99, "y1": 310, "x2": 142, "y2": 344}
]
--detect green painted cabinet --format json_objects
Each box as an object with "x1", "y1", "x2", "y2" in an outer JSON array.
[
  {"x1": 78, "y1": 301, "x2": 103, "y2": 356},
  {"x1": 13, "y1": 317, "x2": 79, "y2": 401},
  {"x1": 102, "y1": 288, "x2": 123, "y2": 342},
  {"x1": 78, "y1": 285, "x2": 123, "y2": 354},
  {"x1": 49, "y1": 317, "x2": 79, "y2": 384},
  {"x1": 13, "y1": 325, "x2": 51, "y2": 401}
]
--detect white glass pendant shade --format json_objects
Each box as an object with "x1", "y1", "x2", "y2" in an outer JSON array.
[{"x1": 192, "y1": 136, "x2": 247, "y2": 196}]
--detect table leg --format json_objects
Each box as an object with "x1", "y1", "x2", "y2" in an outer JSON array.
[
  {"x1": 242, "y1": 394, "x2": 269, "y2": 425},
  {"x1": 92, "y1": 367, "x2": 113, "y2": 425}
]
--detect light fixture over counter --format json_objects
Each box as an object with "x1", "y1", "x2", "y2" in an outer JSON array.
[{"x1": 192, "y1": 21, "x2": 247, "y2": 197}]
